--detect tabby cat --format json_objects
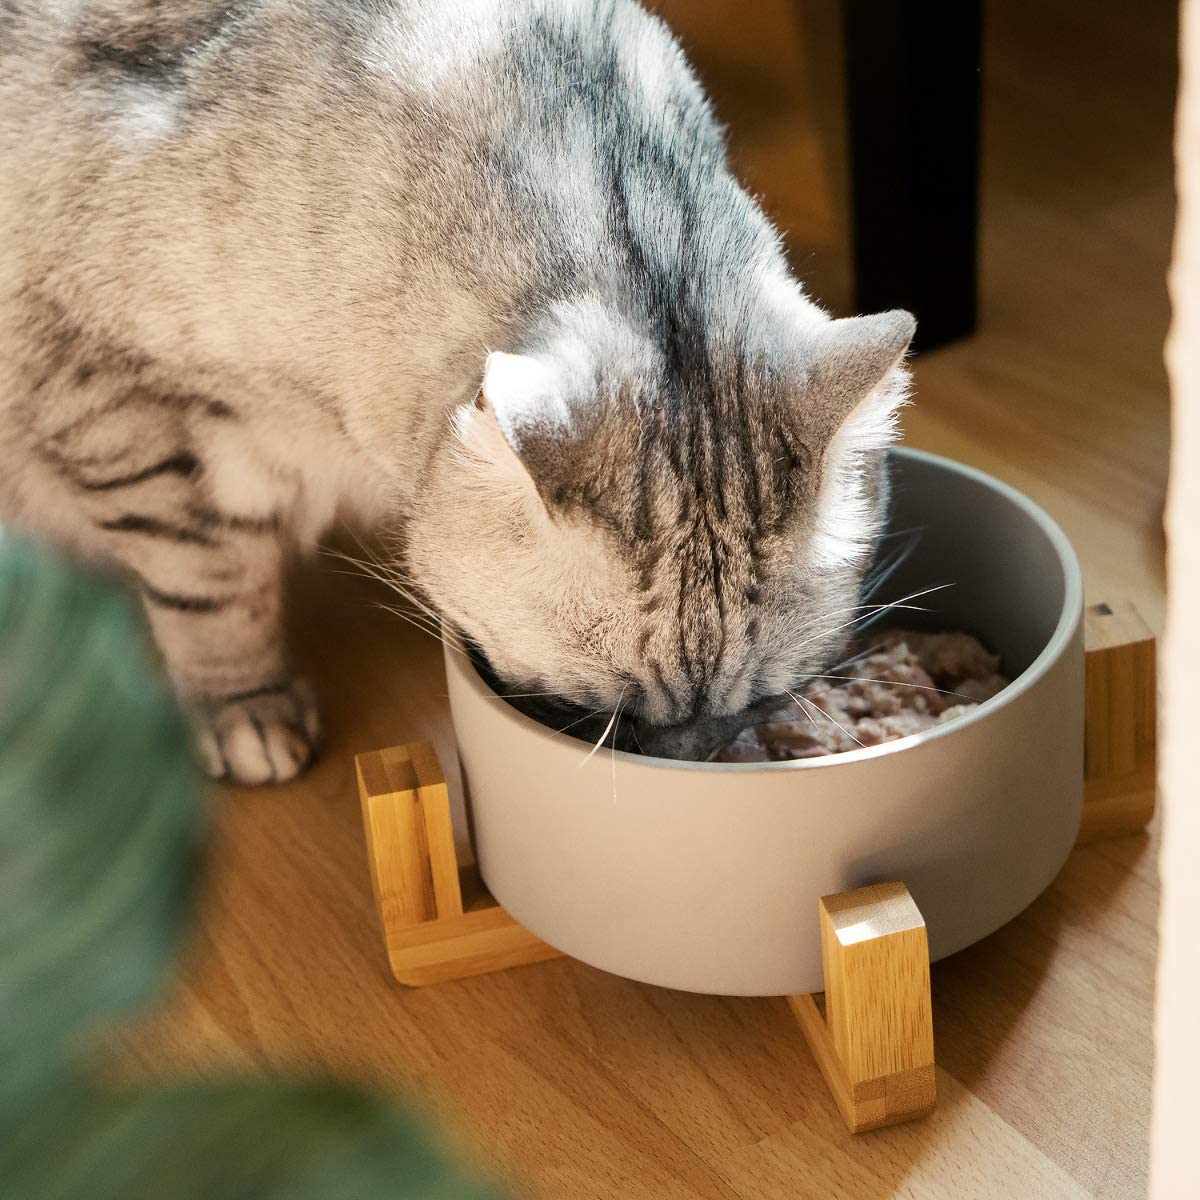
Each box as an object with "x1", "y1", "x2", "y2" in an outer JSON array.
[{"x1": 0, "y1": 0, "x2": 914, "y2": 782}]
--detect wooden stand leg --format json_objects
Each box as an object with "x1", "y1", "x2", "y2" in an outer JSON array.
[
  {"x1": 1078, "y1": 600, "x2": 1157, "y2": 844},
  {"x1": 356, "y1": 742, "x2": 563, "y2": 986},
  {"x1": 789, "y1": 882, "x2": 936, "y2": 1134}
]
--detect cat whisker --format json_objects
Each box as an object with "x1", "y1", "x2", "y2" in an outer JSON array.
[
  {"x1": 785, "y1": 689, "x2": 821, "y2": 732},
  {"x1": 332, "y1": 544, "x2": 472, "y2": 658},
  {"x1": 380, "y1": 600, "x2": 468, "y2": 652},
  {"x1": 323, "y1": 539, "x2": 387, "y2": 576},
  {"x1": 802, "y1": 674, "x2": 979, "y2": 702},
  {"x1": 610, "y1": 700, "x2": 623, "y2": 803},
  {"x1": 555, "y1": 708, "x2": 606, "y2": 736},
  {"x1": 862, "y1": 529, "x2": 923, "y2": 598},
  {"x1": 488, "y1": 687, "x2": 609, "y2": 742},
  {"x1": 874, "y1": 525, "x2": 926, "y2": 542},
  {"x1": 374, "y1": 607, "x2": 462, "y2": 653},
  {"x1": 788, "y1": 583, "x2": 952, "y2": 657},
  {"x1": 795, "y1": 692, "x2": 865, "y2": 749},
  {"x1": 377, "y1": 610, "x2": 452, "y2": 651},
  {"x1": 839, "y1": 587, "x2": 953, "y2": 637},
  {"x1": 327, "y1": 543, "x2": 451, "y2": 632},
  {"x1": 373, "y1": 601, "x2": 469, "y2": 657},
  {"x1": 847, "y1": 601, "x2": 932, "y2": 615},
  {"x1": 858, "y1": 581, "x2": 953, "y2": 611},
  {"x1": 823, "y1": 640, "x2": 889, "y2": 673},
  {"x1": 578, "y1": 686, "x2": 627, "y2": 768},
  {"x1": 370, "y1": 597, "x2": 443, "y2": 636},
  {"x1": 481, "y1": 689, "x2": 574, "y2": 704}
]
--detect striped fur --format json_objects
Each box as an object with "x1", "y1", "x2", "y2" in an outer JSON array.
[{"x1": 0, "y1": 1, "x2": 913, "y2": 779}]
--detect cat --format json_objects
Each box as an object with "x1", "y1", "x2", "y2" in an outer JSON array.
[{"x1": 0, "y1": 0, "x2": 914, "y2": 783}]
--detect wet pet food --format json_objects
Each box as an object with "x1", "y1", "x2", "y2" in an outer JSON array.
[{"x1": 716, "y1": 630, "x2": 1009, "y2": 762}]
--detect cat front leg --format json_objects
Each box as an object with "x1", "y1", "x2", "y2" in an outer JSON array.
[
  {"x1": 139, "y1": 543, "x2": 321, "y2": 786},
  {"x1": 187, "y1": 677, "x2": 322, "y2": 787},
  {"x1": 111, "y1": 513, "x2": 321, "y2": 785},
  {"x1": 26, "y1": 363, "x2": 324, "y2": 784}
]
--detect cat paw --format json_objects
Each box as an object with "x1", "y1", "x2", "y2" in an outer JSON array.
[{"x1": 189, "y1": 679, "x2": 322, "y2": 786}]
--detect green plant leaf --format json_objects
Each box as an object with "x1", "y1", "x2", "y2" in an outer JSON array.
[
  {"x1": 0, "y1": 539, "x2": 204, "y2": 1112},
  {"x1": 0, "y1": 539, "x2": 506, "y2": 1198},
  {"x1": 2, "y1": 1081, "x2": 501, "y2": 1200}
]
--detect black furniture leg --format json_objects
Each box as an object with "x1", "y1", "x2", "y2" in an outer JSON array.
[{"x1": 842, "y1": 0, "x2": 983, "y2": 351}]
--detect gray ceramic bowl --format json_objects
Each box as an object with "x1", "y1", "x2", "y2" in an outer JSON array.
[{"x1": 445, "y1": 447, "x2": 1085, "y2": 995}]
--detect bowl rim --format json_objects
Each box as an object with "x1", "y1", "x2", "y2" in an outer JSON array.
[{"x1": 446, "y1": 447, "x2": 1084, "y2": 773}]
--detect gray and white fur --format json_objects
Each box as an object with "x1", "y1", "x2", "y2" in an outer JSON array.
[{"x1": 0, "y1": 0, "x2": 915, "y2": 782}]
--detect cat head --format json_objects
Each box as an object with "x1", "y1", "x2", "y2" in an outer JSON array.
[{"x1": 407, "y1": 300, "x2": 915, "y2": 760}]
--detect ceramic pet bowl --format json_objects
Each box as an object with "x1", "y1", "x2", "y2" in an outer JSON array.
[{"x1": 444, "y1": 447, "x2": 1085, "y2": 996}]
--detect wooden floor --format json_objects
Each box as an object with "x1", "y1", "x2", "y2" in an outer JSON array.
[{"x1": 117, "y1": 2, "x2": 1174, "y2": 1197}]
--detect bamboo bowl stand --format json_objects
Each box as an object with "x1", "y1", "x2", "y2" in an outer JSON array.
[{"x1": 355, "y1": 600, "x2": 1154, "y2": 1134}]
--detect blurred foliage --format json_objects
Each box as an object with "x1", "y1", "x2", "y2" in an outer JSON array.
[
  {"x1": 0, "y1": 537, "x2": 501, "y2": 1200},
  {"x1": 4, "y1": 1083, "x2": 496, "y2": 1200},
  {"x1": 0, "y1": 539, "x2": 201, "y2": 1112}
]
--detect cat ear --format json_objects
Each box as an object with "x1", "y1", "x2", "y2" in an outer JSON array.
[
  {"x1": 479, "y1": 351, "x2": 573, "y2": 455},
  {"x1": 456, "y1": 352, "x2": 575, "y2": 506},
  {"x1": 805, "y1": 310, "x2": 916, "y2": 440}
]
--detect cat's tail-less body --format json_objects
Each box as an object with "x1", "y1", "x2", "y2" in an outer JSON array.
[{"x1": 0, "y1": 1, "x2": 914, "y2": 781}]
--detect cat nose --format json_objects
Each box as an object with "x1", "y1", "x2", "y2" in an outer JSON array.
[
  {"x1": 628, "y1": 721, "x2": 714, "y2": 761},
  {"x1": 628, "y1": 709, "x2": 746, "y2": 762}
]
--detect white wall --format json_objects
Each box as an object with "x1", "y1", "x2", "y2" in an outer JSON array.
[{"x1": 1152, "y1": 2, "x2": 1200, "y2": 1193}]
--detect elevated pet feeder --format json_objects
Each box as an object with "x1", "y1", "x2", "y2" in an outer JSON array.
[{"x1": 356, "y1": 449, "x2": 1156, "y2": 1133}]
